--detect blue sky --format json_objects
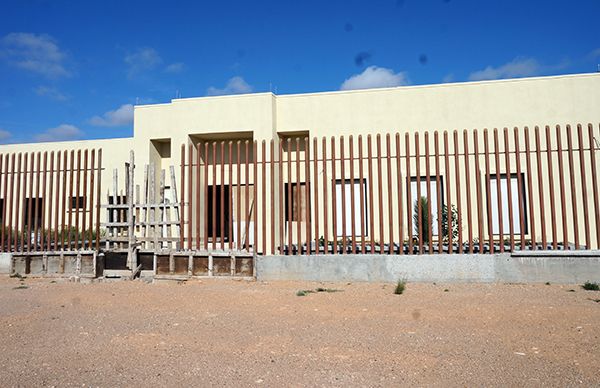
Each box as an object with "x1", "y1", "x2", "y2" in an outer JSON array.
[{"x1": 0, "y1": 0, "x2": 599, "y2": 144}]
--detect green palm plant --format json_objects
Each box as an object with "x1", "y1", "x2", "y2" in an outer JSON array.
[{"x1": 413, "y1": 196, "x2": 430, "y2": 244}]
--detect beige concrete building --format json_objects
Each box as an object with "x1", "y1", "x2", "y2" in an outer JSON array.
[{"x1": 1, "y1": 72, "x2": 599, "y2": 253}]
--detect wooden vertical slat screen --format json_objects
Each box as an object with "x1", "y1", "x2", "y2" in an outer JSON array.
[
  {"x1": 172, "y1": 123, "x2": 600, "y2": 255},
  {"x1": 0, "y1": 148, "x2": 102, "y2": 253}
]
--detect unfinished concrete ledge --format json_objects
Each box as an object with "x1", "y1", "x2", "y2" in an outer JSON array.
[
  {"x1": 152, "y1": 250, "x2": 254, "y2": 280},
  {"x1": 255, "y1": 252, "x2": 600, "y2": 283},
  {"x1": 9, "y1": 251, "x2": 99, "y2": 279}
]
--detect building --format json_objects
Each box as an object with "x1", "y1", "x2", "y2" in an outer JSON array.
[{"x1": 0, "y1": 72, "x2": 599, "y2": 258}]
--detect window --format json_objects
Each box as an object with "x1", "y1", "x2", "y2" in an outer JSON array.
[
  {"x1": 489, "y1": 173, "x2": 527, "y2": 235},
  {"x1": 409, "y1": 176, "x2": 444, "y2": 236},
  {"x1": 207, "y1": 185, "x2": 231, "y2": 241},
  {"x1": 335, "y1": 179, "x2": 368, "y2": 237},
  {"x1": 284, "y1": 182, "x2": 310, "y2": 222},
  {"x1": 70, "y1": 196, "x2": 85, "y2": 209},
  {"x1": 23, "y1": 198, "x2": 43, "y2": 229}
]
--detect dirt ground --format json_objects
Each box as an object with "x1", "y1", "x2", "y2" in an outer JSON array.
[{"x1": 0, "y1": 276, "x2": 599, "y2": 387}]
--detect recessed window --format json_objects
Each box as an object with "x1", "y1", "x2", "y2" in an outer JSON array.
[
  {"x1": 70, "y1": 196, "x2": 85, "y2": 209},
  {"x1": 285, "y1": 182, "x2": 310, "y2": 222},
  {"x1": 489, "y1": 173, "x2": 528, "y2": 235},
  {"x1": 409, "y1": 176, "x2": 444, "y2": 236},
  {"x1": 23, "y1": 198, "x2": 43, "y2": 228},
  {"x1": 207, "y1": 185, "x2": 231, "y2": 241},
  {"x1": 334, "y1": 179, "x2": 368, "y2": 237}
]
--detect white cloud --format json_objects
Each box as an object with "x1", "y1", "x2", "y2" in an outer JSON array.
[
  {"x1": 0, "y1": 128, "x2": 11, "y2": 143},
  {"x1": 89, "y1": 104, "x2": 134, "y2": 127},
  {"x1": 340, "y1": 66, "x2": 409, "y2": 90},
  {"x1": 35, "y1": 124, "x2": 83, "y2": 142},
  {"x1": 588, "y1": 48, "x2": 600, "y2": 59},
  {"x1": 34, "y1": 85, "x2": 68, "y2": 101},
  {"x1": 468, "y1": 57, "x2": 540, "y2": 81},
  {"x1": 124, "y1": 47, "x2": 162, "y2": 78},
  {"x1": 0, "y1": 32, "x2": 70, "y2": 78},
  {"x1": 165, "y1": 62, "x2": 185, "y2": 73},
  {"x1": 207, "y1": 76, "x2": 253, "y2": 96},
  {"x1": 442, "y1": 73, "x2": 455, "y2": 83}
]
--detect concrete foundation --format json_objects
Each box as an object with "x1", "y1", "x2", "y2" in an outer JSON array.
[
  {"x1": 0, "y1": 253, "x2": 11, "y2": 274},
  {"x1": 255, "y1": 252, "x2": 600, "y2": 283}
]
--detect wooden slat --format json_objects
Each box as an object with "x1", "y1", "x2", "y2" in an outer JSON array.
[
  {"x1": 359, "y1": 135, "x2": 366, "y2": 254},
  {"x1": 415, "y1": 132, "x2": 423, "y2": 254},
  {"x1": 493, "y1": 129, "x2": 504, "y2": 252},
  {"x1": 46, "y1": 152, "x2": 54, "y2": 250},
  {"x1": 514, "y1": 128, "x2": 526, "y2": 249},
  {"x1": 545, "y1": 126, "x2": 557, "y2": 250},
  {"x1": 483, "y1": 129, "x2": 493, "y2": 253},
  {"x1": 229, "y1": 141, "x2": 234, "y2": 251},
  {"x1": 67, "y1": 151, "x2": 74, "y2": 250},
  {"x1": 279, "y1": 140, "x2": 285, "y2": 254},
  {"x1": 503, "y1": 128, "x2": 515, "y2": 251},
  {"x1": 204, "y1": 142, "x2": 210, "y2": 250},
  {"x1": 349, "y1": 135, "x2": 356, "y2": 254},
  {"x1": 179, "y1": 145, "x2": 185, "y2": 250},
  {"x1": 95, "y1": 150, "x2": 102, "y2": 252},
  {"x1": 313, "y1": 137, "x2": 319, "y2": 254},
  {"x1": 221, "y1": 141, "x2": 226, "y2": 250},
  {"x1": 566, "y1": 125, "x2": 580, "y2": 249},
  {"x1": 445, "y1": 131, "x2": 455, "y2": 253},
  {"x1": 340, "y1": 136, "x2": 346, "y2": 254},
  {"x1": 406, "y1": 133, "x2": 413, "y2": 254},
  {"x1": 534, "y1": 127, "x2": 546, "y2": 249},
  {"x1": 15, "y1": 153, "x2": 23, "y2": 252},
  {"x1": 7, "y1": 154, "x2": 16, "y2": 252},
  {"x1": 262, "y1": 140, "x2": 267, "y2": 255},
  {"x1": 386, "y1": 134, "x2": 394, "y2": 253},
  {"x1": 0, "y1": 154, "x2": 5, "y2": 251},
  {"x1": 524, "y1": 127, "x2": 537, "y2": 250},
  {"x1": 588, "y1": 124, "x2": 600, "y2": 249},
  {"x1": 396, "y1": 133, "x2": 404, "y2": 254},
  {"x1": 195, "y1": 143, "x2": 201, "y2": 249},
  {"x1": 577, "y1": 124, "x2": 591, "y2": 249},
  {"x1": 367, "y1": 135, "x2": 374, "y2": 254},
  {"x1": 322, "y1": 137, "x2": 329, "y2": 253},
  {"x1": 304, "y1": 137, "x2": 311, "y2": 254},
  {"x1": 462, "y1": 131, "x2": 472, "y2": 253},
  {"x1": 424, "y1": 132, "x2": 432, "y2": 253},
  {"x1": 376, "y1": 134, "x2": 384, "y2": 254},
  {"x1": 40, "y1": 152, "x2": 48, "y2": 251},
  {"x1": 295, "y1": 138, "x2": 301, "y2": 253},
  {"x1": 331, "y1": 137, "x2": 337, "y2": 254},
  {"x1": 26, "y1": 153, "x2": 33, "y2": 252},
  {"x1": 434, "y1": 131, "x2": 443, "y2": 253},
  {"x1": 271, "y1": 140, "x2": 276, "y2": 254},
  {"x1": 473, "y1": 130, "x2": 484, "y2": 253}
]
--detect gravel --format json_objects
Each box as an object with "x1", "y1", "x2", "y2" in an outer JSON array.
[{"x1": 1, "y1": 277, "x2": 599, "y2": 386}]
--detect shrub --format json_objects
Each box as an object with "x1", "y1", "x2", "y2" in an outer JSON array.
[
  {"x1": 394, "y1": 279, "x2": 406, "y2": 295},
  {"x1": 296, "y1": 289, "x2": 315, "y2": 297},
  {"x1": 441, "y1": 204, "x2": 459, "y2": 242},
  {"x1": 582, "y1": 282, "x2": 600, "y2": 291}
]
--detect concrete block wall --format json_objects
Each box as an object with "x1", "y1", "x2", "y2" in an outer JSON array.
[{"x1": 256, "y1": 252, "x2": 600, "y2": 283}]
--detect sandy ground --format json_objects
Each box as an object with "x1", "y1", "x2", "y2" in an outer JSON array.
[{"x1": 0, "y1": 276, "x2": 599, "y2": 387}]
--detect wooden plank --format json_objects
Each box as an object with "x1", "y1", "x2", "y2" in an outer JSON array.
[
  {"x1": 141, "y1": 165, "x2": 149, "y2": 250},
  {"x1": 160, "y1": 168, "x2": 166, "y2": 250},
  {"x1": 149, "y1": 163, "x2": 157, "y2": 249},
  {"x1": 95, "y1": 149, "x2": 102, "y2": 252},
  {"x1": 165, "y1": 169, "x2": 173, "y2": 250},
  {"x1": 169, "y1": 165, "x2": 181, "y2": 248}
]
